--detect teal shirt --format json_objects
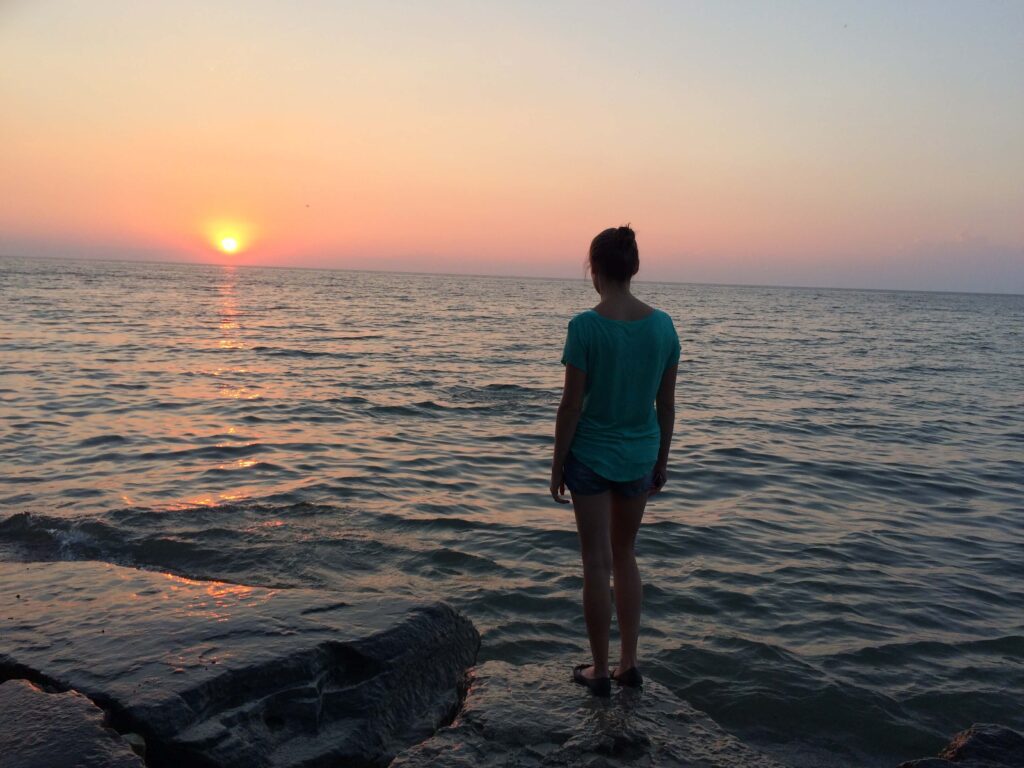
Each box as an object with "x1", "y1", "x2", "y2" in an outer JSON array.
[{"x1": 561, "y1": 308, "x2": 680, "y2": 481}]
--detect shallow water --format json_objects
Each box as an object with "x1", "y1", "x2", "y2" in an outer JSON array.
[{"x1": 1, "y1": 256, "x2": 1022, "y2": 766}]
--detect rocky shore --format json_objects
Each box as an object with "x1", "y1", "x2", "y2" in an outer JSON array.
[
  {"x1": 392, "y1": 659, "x2": 785, "y2": 768},
  {"x1": 1, "y1": 679, "x2": 145, "y2": 768},
  {"x1": 2, "y1": 560, "x2": 1021, "y2": 768},
  {"x1": 0, "y1": 561, "x2": 479, "y2": 767}
]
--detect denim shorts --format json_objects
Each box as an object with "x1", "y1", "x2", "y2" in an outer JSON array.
[{"x1": 563, "y1": 452, "x2": 654, "y2": 498}]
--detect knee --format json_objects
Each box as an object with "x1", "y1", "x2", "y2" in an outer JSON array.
[
  {"x1": 611, "y1": 543, "x2": 636, "y2": 569},
  {"x1": 581, "y1": 549, "x2": 612, "y2": 579}
]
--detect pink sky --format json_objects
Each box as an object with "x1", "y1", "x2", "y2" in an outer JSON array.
[{"x1": 2, "y1": 2, "x2": 1022, "y2": 292}]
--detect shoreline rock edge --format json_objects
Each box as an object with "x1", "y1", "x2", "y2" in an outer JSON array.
[
  {"x1": 390, "y1": 659, "x2": 786, "y2": 768},
  {"x1": 0, "y1": 560, "x2": 480, "y2": 767}
]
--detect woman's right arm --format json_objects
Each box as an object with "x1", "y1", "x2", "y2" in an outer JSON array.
[
  {"x1": 651, "y1": 363, "x2": 678, "y2": 495},
  {"x1": 550, "y1": 364, "x2": 586, "y2": 503}
]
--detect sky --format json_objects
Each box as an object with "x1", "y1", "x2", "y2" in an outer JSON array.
[{"x1": 2, "y1": 1, "x2": 1022, "y2": 292}]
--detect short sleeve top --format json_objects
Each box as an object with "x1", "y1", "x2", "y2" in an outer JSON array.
[{"x1": 560, "y1": 308, "x2": 680, "y2": 480}]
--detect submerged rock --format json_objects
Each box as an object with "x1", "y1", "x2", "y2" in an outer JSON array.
[
  {"x1": 897, "y1": 723, "x2": 1024, "y2": 768},
  {"x1": 389, "y1": 660, "x2": 784, "y2": 768},
  {"x1": 0, "y1": 679, "x2": 145, "y2": 768},
  {"x1": 0, "y1": 561, "x2": 479, "y2": 767}
]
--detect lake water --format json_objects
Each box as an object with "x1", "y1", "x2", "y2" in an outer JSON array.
[{"x1": 1, "y1": 256, "x2": 1022, "y2": 766}]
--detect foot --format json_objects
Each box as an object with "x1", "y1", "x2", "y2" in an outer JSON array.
[
  {"x1": 611, "y1": 666, "x2": 643, "y2": 687},
  {"x1": 576, "y1": 664, "x2": 609, "y2": 681},
  {"x1": 572, "y1": 664, "x2": 611, "y2": 697}
]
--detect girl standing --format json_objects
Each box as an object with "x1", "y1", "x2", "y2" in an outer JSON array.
[{"x1": 550, "y1": 226, "x2": 680, "y2": 697}]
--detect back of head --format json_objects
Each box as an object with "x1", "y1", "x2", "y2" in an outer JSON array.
[{"x1": 589, "y1": 225, "x2": 639, "y2": 282}]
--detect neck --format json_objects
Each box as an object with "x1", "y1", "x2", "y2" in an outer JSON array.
[{"x1": 598, "y1": 279, "x2": 632, "y2": 299}]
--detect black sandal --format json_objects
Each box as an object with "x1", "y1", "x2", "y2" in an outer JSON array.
[
  {"x1": 573, "y1": 664, "x2": 611, "y2": 697},
  {"x1": 611, "y1": 667, "x2": 643, "y2": 687}
]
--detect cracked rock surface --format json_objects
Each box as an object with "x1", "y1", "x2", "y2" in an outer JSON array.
[
  {"x1": 0, "y1": 679, "x2": 145, "y2": 768},
  {"x1": 0, "y1": 561, "x2": 479, "y2": 768},
  {"x1": 390, "y1": 660, "x2": 785, "y2": 768}
]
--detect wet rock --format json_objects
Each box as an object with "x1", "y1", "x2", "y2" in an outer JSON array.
[
  {"x1": 0, "y1": 560, "x2": 479, "y2": 768},
  {"x1": 0, "y1": 679, "x2": 144, "y2": 768},
  {"x1": 897, "y1": 724, "x2": 1024, "y2": 768},
  {"x1": 122, "y1": 732, "x2": 147, "y2": 759},
  {"x1": 390, "y1": 660, "x2": 785, "y2": 768}
]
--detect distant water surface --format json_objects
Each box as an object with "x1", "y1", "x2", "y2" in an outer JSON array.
[{"x1": 1, "y1": 257, "x2": 1022, "y2": 767}]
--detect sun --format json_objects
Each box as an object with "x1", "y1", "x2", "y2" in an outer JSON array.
[{"x1": 204, "y1": 219, "x2": 252, "y2": 256}]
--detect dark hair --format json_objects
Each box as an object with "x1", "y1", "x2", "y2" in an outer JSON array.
[{"x1": 588, "y1": 225, "x2": 639, "y2": 281}]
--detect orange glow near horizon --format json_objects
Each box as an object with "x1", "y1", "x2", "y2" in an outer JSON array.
[
  {"x1": 1, "y1": 4, "x2": 1021, "y2": 291},
  {"x1": 204, "y1": 220, "x2": 254, "y2": 260}
]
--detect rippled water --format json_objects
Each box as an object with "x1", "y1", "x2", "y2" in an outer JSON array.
[{"x1": 2, "y1": 256, "x2": 1022, "y2": 766}]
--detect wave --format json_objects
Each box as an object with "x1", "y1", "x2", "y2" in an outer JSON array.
[
  {"x1": 653, "y1": 639, "x2": 940, "y2": 765},
  {"x1": 0, "y1": 502, "x2": 523, "y2": 591},
  {"x1": 0, "y1": 506, "x2": 341, "y2": 589}
]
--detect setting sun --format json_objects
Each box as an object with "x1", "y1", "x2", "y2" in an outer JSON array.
[{"x1": 205, "y1": 219, "x2": 253, "y2": 259}]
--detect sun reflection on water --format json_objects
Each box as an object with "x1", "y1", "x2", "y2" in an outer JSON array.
[
  {"x1": 217, "y1": 459, "x2": 258, "y2": 470},
  {"x1": 166, "y1": 491, "x2": 250, "y2": 511},
  {"x1": 216, "y1": 268, "x2": 245, "y2": 350},
  {"x1": 159, "y1": 266, "x2": 270, "y2": 509},
  {"x1": 159, "y1": 572, "x2": 269, "y2": 622}
]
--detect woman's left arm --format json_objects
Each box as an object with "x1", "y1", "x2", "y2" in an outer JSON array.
[{"x1": 550, "y1": 364, "x2": 586, "y2": 503}]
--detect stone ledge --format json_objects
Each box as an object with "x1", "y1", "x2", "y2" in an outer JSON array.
[
  {"x1": 0, "y1": 679, "x2": 145, "y2": 768},
  {"x1": 0, "y1": 560, "x2": 479, "y2": 768},
  {"x1": 390, "y1": 660, "x2": 785, "y2": 768}
]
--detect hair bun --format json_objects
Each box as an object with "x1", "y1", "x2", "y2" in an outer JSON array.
[{"x1": 588, "y1": 225, "x2": 640, "y2": 281}]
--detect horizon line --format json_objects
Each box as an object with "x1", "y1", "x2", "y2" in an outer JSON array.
[{"x1": 2, "y1": 251, "x2": 1022, "y2": 299}]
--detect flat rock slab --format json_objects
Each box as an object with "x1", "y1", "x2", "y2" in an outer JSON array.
[
  {"x1": 0, "y1": 679, "x2": 144, "y2": 768},
  {"x1": 0, "y1": 561, "x2": 479, "y2": 768},
  {"x1": 897, "y1": 723, "x2": 1024, "y2": 768},
  {"x1": 390, "y1": 660, "x2": 785, "y2": 768}
]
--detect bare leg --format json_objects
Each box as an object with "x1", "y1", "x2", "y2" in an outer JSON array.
[
  {"x1": 610, "y1": 490, "x2": 647, "y2": 673},
  {"x1": 572, "y1": 490, "x2": 612, "y2": 678}
]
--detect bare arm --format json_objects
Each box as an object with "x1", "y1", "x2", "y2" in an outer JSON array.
[
  {"x1": 650, "y1": 363, "x2": 678, "y2": 495},
  {"x1": 550, "y1": 363, "x2": 586, "y2": 503}
]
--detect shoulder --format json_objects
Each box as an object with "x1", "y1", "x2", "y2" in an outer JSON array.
[
  {"x1": 649, "y1": 307, "x2": 676, "y2": 326},
  {"x1": 565, "y1": 311, "x2": 595, "y2": 347},
  {"x1": 568, "y1": 309, "x2": 597, "y2": 327},
  {"x1": 651, "y1": 309, "x2": 680, "y2": 339}
]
